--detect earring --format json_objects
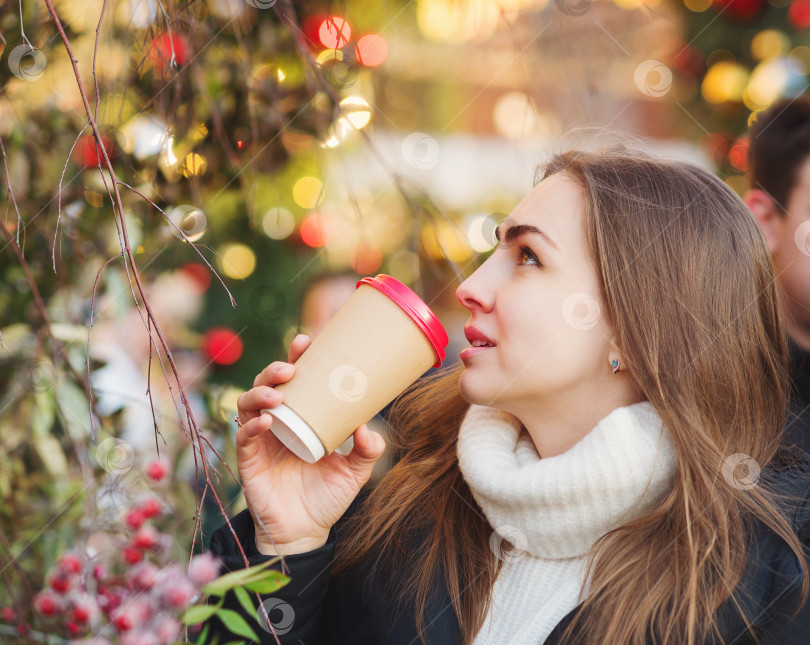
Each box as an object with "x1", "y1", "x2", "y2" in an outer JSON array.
[{"x1": 610, "y1": 358, "x2": 622, "y2": 374}]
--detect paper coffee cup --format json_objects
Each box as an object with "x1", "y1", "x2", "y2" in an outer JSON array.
[{"x1": 265, "y1": 274, "x2": 448, "y2": 463}]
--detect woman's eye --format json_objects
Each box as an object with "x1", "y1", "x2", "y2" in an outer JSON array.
[{"x1": 519, "y1": 247, "x2": 541, "y2": 267}]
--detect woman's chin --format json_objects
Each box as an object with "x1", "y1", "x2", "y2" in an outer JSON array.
[{"x1": 458, "y1": 371, "x2": 492, "y2": 406}]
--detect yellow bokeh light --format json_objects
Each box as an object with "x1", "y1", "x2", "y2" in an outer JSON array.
[
  {"x1": 293, "y1": 177, "x2": 324, "y2": 209},
  {"x1": 182, "y1": 152, "x2": 207, "y2": 177},
  {"x1": 277, "y1": 68, "x2": 286, "y2": 82},
  {"x1": 743, "y1": 59, "x2": 789, "y2": 111},
  {"x1": 416, "y1": 0, "x2": 499, "y2": 44},
  {"x1": 339, "y1": 96, "x2": 371, "y2": 129},
  {"x1": 751, "y1": 30, "x2": 789, "y2": 61},
  {"x1": 684, "y1": 0, "x2": 712, "y2": 11},
  {"x1": 316, "y1": 49, "x2": 344, "y2": 66},
  {"x1": 219, "y1": 243, "x2": 257, "y2": 280},
  {"x1": 701, "y1": 61, "x2": 749, "y2": 103},
  {"x1": 421, "y1": 221, "x2": 472, "y2": 262}
]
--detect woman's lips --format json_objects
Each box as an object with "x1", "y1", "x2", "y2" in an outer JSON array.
[{"x1": 460, "y1": 345, "x2": 495, "y2": 361}]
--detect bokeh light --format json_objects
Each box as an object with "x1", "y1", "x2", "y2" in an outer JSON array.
[
  {"x1": 319, "y1": 17, "x2": 351, "y2": 49},
  {"x1": 182, "y1": 152, "x2": 207, "y2": 178},
  {"x1": 350, "y1": 242, "x2": 383, "y2": 274},
  {"x1": 387, "y1": 250, "x2": 420, "y2": 284},
  {"x1": 684, "y1": 0, "x2": 712, "y2": 11},
  {"x1": 701, "y1": 61, "x2": 749, "y2": 103},
  {"x1": 356, "y1": 34, "x2": 388, "y2": 67},
  {"x1": 293, "y1": 177, "x2": 325, "y2": 208},
  {"x1": 300, "y1": 213, "x2": 333, "y2": 247},
  {"x1": 466, "y1": 214, "x2": 498, "y2": 252},
  {"x1": 751, "y1": 30, "x2": 789, "y2": 60},
  {"x1": 262, "y1": 207, "x2": 296, "y2": 240},
  {"x1": 181, "y1": 263, "x2": 211, "y2": 294},
  {"x1": 219, "y1": 243, "x2": 257, "y2": 280}
]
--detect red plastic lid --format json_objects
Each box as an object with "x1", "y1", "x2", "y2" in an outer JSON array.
[{"x1": 357, "y1": 274, "x2": 448, "y2": 367}]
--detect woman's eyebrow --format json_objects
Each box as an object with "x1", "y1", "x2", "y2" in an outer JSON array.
[{"x1": 494, "y1": 223, "x2": 559, "y2": 251}]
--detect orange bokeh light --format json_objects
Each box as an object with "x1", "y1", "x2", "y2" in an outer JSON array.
[
  {"x1": 728, "y1": 140, "x2": 749, "y2": 171},
  {"x1": 355, "y1": 34, "x2": 388, "y2": 67},
  {"x1": 319, "y1": 17, "x2": 351, "y2": 49},
  {"x1": 350, "y1": 242, "x2": 383, "y2": 274},
  {"x1": 300, "y1": 213, "x2": 333, "y2": 247}
]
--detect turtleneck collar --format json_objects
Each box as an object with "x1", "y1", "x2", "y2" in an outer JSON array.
[{"x1": 456, "y1": 402, "x2": 678, "y2": 560}]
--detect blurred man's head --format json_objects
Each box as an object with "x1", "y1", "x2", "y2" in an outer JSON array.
[
  {"x1": 746, "y1": 99, "x2": 810, "y2": 348},
  {"x1": 299, "y1": 271, "x2": 361, "y2": 339}
]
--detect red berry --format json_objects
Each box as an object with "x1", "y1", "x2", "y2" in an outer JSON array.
[
  {"x1": 139, "y1": 498, "x2": 161, "y2": 518},
  {"x1": 145, "y1": 460, "x2": 168, "y2": 482},
  {"x1": 188, "y1": 553, "x2": 220, "y2": 586},
  {"x1": 93, "y1": 564, "x2": 107, "y2": 581},
  {"x1": 58, "y1": 553, "x2": 82, "y2": 575},
  {"x1": 17, "y1": 623, "x2": 28, "y2": 635},
  {"x1": 133, "y1": 525, "x2": 158, "y2": 550},
  {"x1": 67, "y1": 621, "x2": 81, "y2": 635},
  {"x1": 50, "y1": 574, "x2": 71, "y2": 593},
  {"x1": 112, "y1": 610, "x2": 133, "y2": 632},
  {"x1": 72, "y1": 606, "x2": 90, "y2": 624},
  {"x1": 123, "y1": 547, "x2": 143, "y2": 565},
  {"x1": 128, "y1": 563, "x2": 159, "y2": 590},
  {"x1": 34, "y1": 592, "x2": 60, "y2": 617},
  {"x1": 101, "y1": 591, "x2": 121, "y2": 614},
  {"x1": 125, "y1": 509, "x2": 146, "y2": 530},
  {"x1": 163, "y1": 581, "x2": 196, "y2": 609},
  {"x1": 0, "y1": 608, "x2": 14, "y2": 622}
]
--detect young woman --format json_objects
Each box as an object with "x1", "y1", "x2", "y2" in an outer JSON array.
[{"x1": 210, "y1": 147, "x2": 810, "y2": 644}]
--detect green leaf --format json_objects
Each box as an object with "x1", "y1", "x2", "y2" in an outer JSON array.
[
  {"x1": 215, "y1": 608, "x2": 259, "y2": 642},
  {"x1": 202, "y1": 559, "x2": 280, "y2": 597},
  {"x1": 195, "y1": 622, "x2": 210, "y2": 645},
  {"x1": 233, "y1": 585, "x2": 256, "y2": 617},
  {"x1": 244, "y1": 571, "x2": 291, "y2": 594},
  {"x1": 183, "y1": 601, "x2": 222, "y2": 625}
]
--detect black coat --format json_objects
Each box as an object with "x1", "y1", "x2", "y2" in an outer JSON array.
[
  {"x1": 209, "y1": 456, "x2": 810, "y2": 645},
  {"x1": 785, "y1": 341, "x2": 810, "y2": 456}
]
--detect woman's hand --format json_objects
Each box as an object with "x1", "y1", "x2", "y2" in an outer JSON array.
[{"x1": 236, "y1": 334, "x2": 387, "y2": 556}]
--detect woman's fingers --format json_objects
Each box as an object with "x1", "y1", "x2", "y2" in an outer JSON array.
[
  {"x1": 238, "y1": 386, "x2": 283, "y2": 416},
  {"x1": 343, "y1": 424, "x2": 386, "y2": 481},
  {"x1": 287, "y1": 334, "x2": 312, "y2": 364},
  {"x1": 236, "y1": 412, "x2": 275, "y2": 444},
  {"x1": 253, "y1": 361, "x2": 295, "y2": 388}
]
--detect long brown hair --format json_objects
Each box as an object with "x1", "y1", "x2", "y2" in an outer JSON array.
[{"x1": 331, "y1": 147, "x2": 809, "y2": 644}]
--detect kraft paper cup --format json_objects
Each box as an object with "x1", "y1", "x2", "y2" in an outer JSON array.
[{"x1": 264, "y1": 274, "x2": 448, "y2": 463}]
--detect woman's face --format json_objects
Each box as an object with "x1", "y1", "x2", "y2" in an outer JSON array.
[{"x1": 455, "y1": 173, "x2": 616, "y2": 416}]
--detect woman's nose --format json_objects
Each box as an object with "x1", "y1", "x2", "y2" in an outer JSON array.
[{"x1": 456, "y1": 267, "x2": 495, "y2": 313}]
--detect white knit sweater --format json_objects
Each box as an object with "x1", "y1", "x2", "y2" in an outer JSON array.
[{"x1": 456, "y1": 402, "x2": 678, "y2": 645}]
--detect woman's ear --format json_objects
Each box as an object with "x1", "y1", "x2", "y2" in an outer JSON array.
[{"x1": 744, "y1": 189, "x2": 783, "y2": 255}]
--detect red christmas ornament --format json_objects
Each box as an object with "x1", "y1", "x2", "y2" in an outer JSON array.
[
  {"x1": 302, "y1": 14, "x2": 329, "y2": 48},
  {"x1": 150, "y1": 33, "x2": 190, "y2": 76},
  {"x1": 181, "y1": 263, "x2": 211, "y2": 294},
  {"x1": 203, "y1": 327, "x2": 244, "y2": 365},
  {"x1": 713, "y1": 0, "x2": 764, "y2": 21},
  {"x1": 76, "y1": 134, "x2": 114, "y2": 168},
  {"x1": 789, "y1": 0, "x2": 810, "y2": 28}
]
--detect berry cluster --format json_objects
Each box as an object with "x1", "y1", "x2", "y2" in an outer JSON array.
[{"x1": 15, "y1": 459, "x2": 221, "y2": 644}]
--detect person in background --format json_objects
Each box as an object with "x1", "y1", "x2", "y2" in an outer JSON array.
[{"x1": 745, "y1": 99, "x2": 810, "y2": 454}]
